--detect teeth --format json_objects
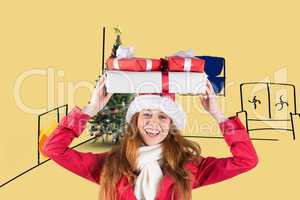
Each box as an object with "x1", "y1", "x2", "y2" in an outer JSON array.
[
  {"x1": 145, "y1": 128, "x2": 159, "y2": 134},
  {"x1": 144, "y1": 128, "x2": 160, "y2": 136}
]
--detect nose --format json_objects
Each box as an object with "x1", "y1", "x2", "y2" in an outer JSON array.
[{"x1": 145, "y1": 115, "x2": 160, "y2": 126}]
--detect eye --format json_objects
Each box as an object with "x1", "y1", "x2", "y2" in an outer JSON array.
[
  {"x1": 143, "y1": 113, "x2": 151, "y2": 117},
  {"x1": 159, "y1": 115, "x2": 167, "y2": 119}
]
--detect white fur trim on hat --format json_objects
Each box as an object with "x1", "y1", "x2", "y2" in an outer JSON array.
[{"x1": 125, "y1": 94, "x2": 186, "y2": 129}]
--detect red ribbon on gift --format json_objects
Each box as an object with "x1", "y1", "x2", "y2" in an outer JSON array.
[{"x1": 138, "y1": 70, "x2": 175, "y2": 101}]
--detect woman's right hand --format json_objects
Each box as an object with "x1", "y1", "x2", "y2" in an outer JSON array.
[
  {"x1": 199, "y1": 80, "x2": 226, "y2": 123},
  {"x1": 82, "y1": 75, "x2": 113, "y2": 117}
]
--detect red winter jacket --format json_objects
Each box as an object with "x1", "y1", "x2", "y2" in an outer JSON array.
[{"x1": 43, "y1": 106, "x2": 259, "y2": 200}]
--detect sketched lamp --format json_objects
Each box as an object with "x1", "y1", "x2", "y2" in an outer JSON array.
[{"x1": 237, "y1": 82, "x2": 299, "y2": 140}]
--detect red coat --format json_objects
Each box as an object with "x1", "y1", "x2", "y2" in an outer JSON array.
[{"x1": 43, "y1": 106, "x2": 259, "y2": 200}]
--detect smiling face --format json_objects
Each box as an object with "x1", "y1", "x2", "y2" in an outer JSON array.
[{"x1": 137, "y1": 108, "x2": 172, "y2": 146}]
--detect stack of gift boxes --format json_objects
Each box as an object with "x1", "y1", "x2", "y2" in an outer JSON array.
[{"x1": 104, "y1": 47, "x2": 224, "y2": 96}]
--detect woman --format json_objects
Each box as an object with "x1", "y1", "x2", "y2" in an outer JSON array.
[{"x1": 43, "y1": 75, "x2": 259, "y2": 200}]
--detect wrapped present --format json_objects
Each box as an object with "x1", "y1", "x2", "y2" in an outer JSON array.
[
  {"x1": 106, "y1": 45, "x2": 162, "y2": 71},
  {"x1": 106, "y1": 57, "x2": 162, "y2": 71},
  {"x1": 104, "y1": 70, "x2": 208, "y2": 94},
  {"x1": 167, "y1": 49, "x2": 205, "y2": 72},
  {"x1": 207, "y1": 76, "x2": 225, "y2": 93},
  {"x1": 196, "y1": 56, "x2": 224, "y2": 76},
  {"x1": 167, "y1": 56, "x2": 205, "y2": 72},
  {"x1": 196, "y1": 56, "x2": 225, "y2": 94}
]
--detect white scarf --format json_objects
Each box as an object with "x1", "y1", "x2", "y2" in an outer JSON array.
[{"x1": 134, "y1": 143, "x2": 163, "y2": 200}]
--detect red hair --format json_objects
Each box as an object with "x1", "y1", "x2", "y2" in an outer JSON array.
[{"x1": 99, "y1": 112, "x2": 202, "y2": 200}]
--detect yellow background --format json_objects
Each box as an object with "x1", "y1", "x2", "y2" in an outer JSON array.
[{"x1": 1, "y1": 0, "x2": 300, "y2": 199}]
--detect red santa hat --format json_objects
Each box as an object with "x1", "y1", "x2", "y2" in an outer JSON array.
[{"x1": 125, "y1": 93, "x2": 186, "y2": 129}]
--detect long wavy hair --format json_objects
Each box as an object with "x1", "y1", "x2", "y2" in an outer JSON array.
[{"x1": 98, "y1": 112, "x2": 202, "y2": 200}]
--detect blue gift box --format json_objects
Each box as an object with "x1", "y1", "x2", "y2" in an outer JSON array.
[{"x1": 196, "y1": 56, "x2": 226, "y2": 95}]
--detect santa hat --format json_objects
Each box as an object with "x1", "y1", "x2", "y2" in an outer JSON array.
[{"x1": 125, "y1": 93, "x2": 186, "y2": 129}]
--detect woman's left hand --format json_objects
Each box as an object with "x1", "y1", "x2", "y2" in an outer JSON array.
[{"x1": 199, "y1": 81, "x2": 227, "y2": 123}]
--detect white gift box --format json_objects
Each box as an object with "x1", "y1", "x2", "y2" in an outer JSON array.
[{"x1": 104, "y1": 70, "x2": 208, "y2": 94}]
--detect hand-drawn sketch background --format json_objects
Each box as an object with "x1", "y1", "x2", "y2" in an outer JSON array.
[{"x1": 1, "y1": 0, "x2": 300, "y2": 199}]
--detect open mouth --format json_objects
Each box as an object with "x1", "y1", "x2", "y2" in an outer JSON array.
[{"x1": 144, "y1": 128, "x2": 160, "y2": 137}]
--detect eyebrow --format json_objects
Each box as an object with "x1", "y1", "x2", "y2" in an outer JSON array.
[{"x1": 143, "y1": 109, "x2": 167, "y2": 115}]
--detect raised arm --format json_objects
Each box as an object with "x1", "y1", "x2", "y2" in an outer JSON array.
[
  {"x1": 43, "y1": 75, "x2": 113, "y2": 185},
  {"x1": 187, "y1": 116, "x2": 259, "y2": 189},
  {"x1": 43, "y1": 106, "x2": 108, "y2": 185}
]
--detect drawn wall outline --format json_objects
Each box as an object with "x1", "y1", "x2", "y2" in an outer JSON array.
[
  {"x1": 0, "y1": 105, "x2": 98, "y2": 189},
  {"x1": 1, "y1": 27, "x2": 107, "y2": 189},
  {"x1": 37, "y1": 104, "x2": 68, "y2": 164}
]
